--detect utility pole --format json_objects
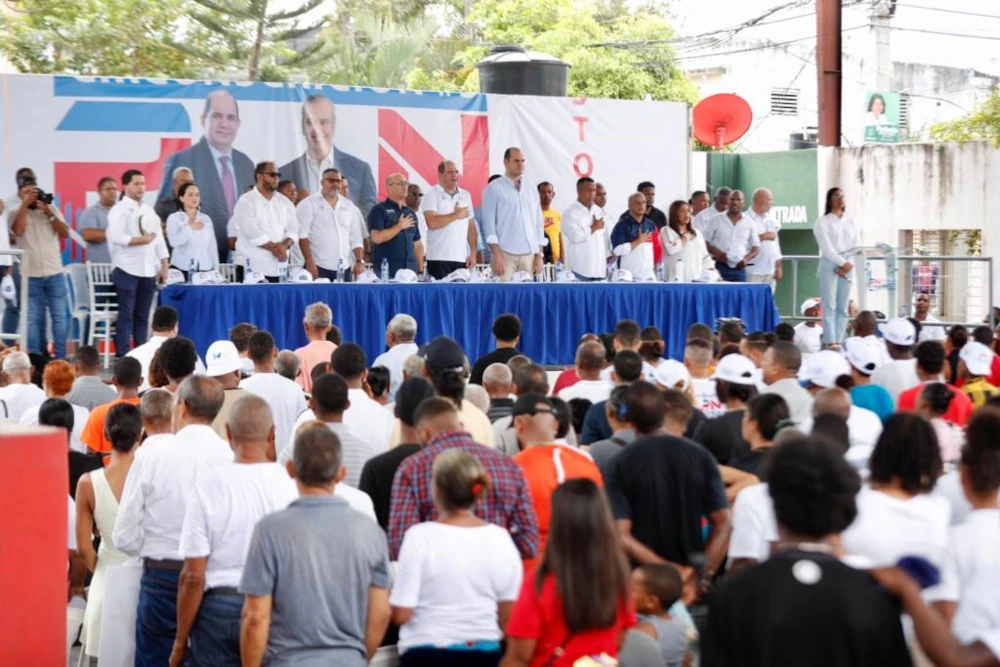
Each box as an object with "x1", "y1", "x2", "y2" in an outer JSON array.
[
  {"x1": 816, "y1": 0, "x2": 842, "y2": 146},
  {"x1": 872, "y1": 0, "x2": 895, "y2": 90}
]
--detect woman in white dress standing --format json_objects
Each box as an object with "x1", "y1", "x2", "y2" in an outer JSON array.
[
  {"x1": 812, "y1": 188, "x2": 860, "y2": 347},
  {"x1": 660, "y1": 200, "x2": 710, "y2": 281},
  {"x1": 75, "y1": 402, "x2": 143, "y2": 661},
  {"x1": 166, "y1": 182, "x2": 218, "y2": 279}
]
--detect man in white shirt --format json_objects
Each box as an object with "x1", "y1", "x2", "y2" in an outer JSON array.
[
  {"x1": 692, "y1": 186, "x2": 730, "y2": 234},
  {"x1": 0, "y1": 351, "x2": 45, "y2": 421},
  {"x1": 107, "y1": 168, "x2": 169, "y2": 356},
  {"x1": 238, "y1": 330, "x2": 308, "y2": 450},
  {"x1": 233, "y1": 161, "x2": 298, "y2": 281},
  {"x1": 794, "y1": 298, "x2": 824, "y2": 355},
  {"x1": 745, "y1": 188, "x2": 782, "y2": 292},
  {"x1": 685, "y1": 339, "x2": 724, "y2": 419},
  {"x1": 870, "y1": 317, "x2": 921, "y2": 402},
  {"x1": 561, "y1": 177, "x2": 607, "y2": 281},
  {"x1": 759, "y1": 341, "x2": 814, "y2": 426},
  {"x1": 372, "y1": 313, "x2": 419, "y2": 402},
  {"x1": 422, "y1": 160, "x2": 477, "y2": 280},
  {"x1": 598, "y1": 320, "x2": 658, "y2": 383},
  {"x1": 797, "y1": 353, "x2": 883, "y2": 451},
  {"x1": 704, "y1": 190, "x2": 759, "y2": 283},
  {"x1": 558, "y1": 341, "x2": 611, "y2": 403},
  {"x1": 173, "y1": 394, "x2": 298, "y2": 667},
  {"x1": 926, "y1": 408, "x2": 1000, "y2": 625},
  {"x1": 291, "y1": 343, "x2": 395, "y2": 453},
  {"x1": 278, "y1": 373, "x2": 378, "y2": 488},
  {"x1": 127, "y1": 305, "x2": 206, "y2": 391},
  {"x1": 113, "y1": 379, "x2": 233, "y2": 666},
  {"x1": 297, "y1": 167, "x2": 365, "y2": 282},
  {"x1": 914, "y1": 291, "x2": 947, "y2": 343}
]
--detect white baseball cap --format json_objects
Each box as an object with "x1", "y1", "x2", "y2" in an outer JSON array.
[
  {"x1": 510, "y1": 271, "x2": 534, "y2": 283},
  {"x1": 800, "y1": 298, "x2": 822, "y2": 315},
  {"x1": 243, "y1": 271, "x2": 267, "y2": 285},
  {"x1": 845, "y1": 338, "x2": 883, "y2": 376},
  {"x1": 355, "y1": 269, "x2": 379, "y2": 284},
  {"x1": 879, "y1": 318, "x2": 916, "y2": 346},
  {"x1": 192, "y1": 270, "x2": 225, "y2": 286},
  {"x1": 393, "y1": 268, "x2": 419, "y2": 283},
  {"x1": 440, "y1": 268, "x2": 471, "y2": 283},
  {"x1": 653, "y1": 359, "x2": 691, "y2": 391},
  {"x1": 960, "y1": 341, "x2": 994, "y2": 377},
  {"x1": 166, "y1": 268, "x2": 185, "y2": 285},
  {"x1": 205, "y1": 340, "x2": 242, "y2": 377},
  {"x1": 799, "y1": 349, "x2": 852, "y2": 388},
  {"x1": 611, "y1": 268, "x2": 634, "y2": 283},
  {"x1": 289, "y1": 268, "x2": 313, "y2": 283},
  {"x1": 712, "y1": 354, "x2": 760, "y2": 386}
]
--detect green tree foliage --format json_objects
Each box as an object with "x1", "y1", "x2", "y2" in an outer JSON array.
[
  {"x1": 929, "y1": 89, "x2": 1000, "y2": 147},
  {"x1": 7, "y1": 0, "x2": 205, "y2": 78},
  {"x1": 408, "y1": 0, "x2": 698, "y2": 102},
  {"x1": 187, "y1": 0, "x2": 328, "y2": 81}
]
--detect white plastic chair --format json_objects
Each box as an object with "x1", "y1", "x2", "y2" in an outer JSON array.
[
  {"x1": 85, "y1": 262, "x2": 117, "y2": 368},
  {"x1": 64, "y1": 265, "x2": 90, "y2": 348},
  {"x1": 218, "y1": 263, "x2": 238, "y2": 283}
]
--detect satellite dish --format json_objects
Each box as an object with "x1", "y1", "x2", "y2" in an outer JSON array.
[{"x1": 693, "y1": 94, "x2": 753, "y2": 149}]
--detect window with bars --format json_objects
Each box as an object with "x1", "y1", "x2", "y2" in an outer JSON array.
[
  {"x1": 900, "y1": 93, "x2": 911, "y2": 132},
  {"x1": 770, "y1": 88, "x2": 800, "y2": 116}
]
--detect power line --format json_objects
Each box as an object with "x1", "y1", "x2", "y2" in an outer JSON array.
[
  {"x1": 886, "y1": 26, "x2": 1000, "y2": 41},
  {"x1": 893, "y1": 3, "x2": 1000, "y2": 20},
  {"x1": 670, "y1": 26, "x2": 867, "y2": 62}
]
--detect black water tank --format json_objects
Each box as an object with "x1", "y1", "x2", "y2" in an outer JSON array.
[{"x1": 477, "y1": 45, "x2": 571, "y2": 97}]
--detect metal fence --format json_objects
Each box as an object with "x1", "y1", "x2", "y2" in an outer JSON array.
[{"x1": 780, "y1": 248, "x2": 996, "y2": 331}]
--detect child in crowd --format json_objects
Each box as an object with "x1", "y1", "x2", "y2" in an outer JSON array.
[{"x1": 632, "y1": 564, "x2": 692, "y2": 667}]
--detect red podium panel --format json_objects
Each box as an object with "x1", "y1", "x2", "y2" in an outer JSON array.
[{"x1": 0, "y1": 424, "x2": 69, "y2": 666}]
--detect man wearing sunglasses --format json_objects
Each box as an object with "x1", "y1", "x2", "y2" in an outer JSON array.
[
  {"x1": 296, "y1": 168, "x2": 366, "y2": 281},
  {"x1": 233, "y1": 162, "x2": 298, "y2": 282}
]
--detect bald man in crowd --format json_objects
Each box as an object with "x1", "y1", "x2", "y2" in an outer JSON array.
[
  {"x1": 483, "y1": 362, "x2": 515, "y2": 423},
  {"x1": 174, "y1": 395, "x2": 298, "y2": 666},
  {"x1": 746, "y1": 187, "x2": 782, "y2": 291}
]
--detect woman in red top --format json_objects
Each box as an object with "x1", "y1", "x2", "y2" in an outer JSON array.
[{"x1": 501, "y1": 479, "x2": 636, "y2": 666}]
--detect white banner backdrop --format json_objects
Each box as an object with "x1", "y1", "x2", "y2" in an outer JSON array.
[{"x1": 0, "y1": 75, "x2": 689, "y2": 261}]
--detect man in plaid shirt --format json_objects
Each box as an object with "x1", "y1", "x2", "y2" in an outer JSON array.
[{"x1": 388, "y1": 396, "x2": 539, "y2": 560}]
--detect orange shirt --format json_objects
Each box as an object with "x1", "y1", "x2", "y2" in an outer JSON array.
[
  {"x1": 294, "y1": 340, "x2": 338, "y2": 393},
  {"x1": 514, "y1": 444, "x2": 603, "y2": 570},
  {"x1": 81, "y1": 397, "x2": 142, "y2": 455}
]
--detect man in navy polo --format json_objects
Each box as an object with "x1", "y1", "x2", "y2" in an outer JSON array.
[{"x1": 368, "y1": 173, "x2": 424, "y2": 277}]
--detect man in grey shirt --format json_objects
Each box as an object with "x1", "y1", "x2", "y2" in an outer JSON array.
[
  {"x1": 65, "y1": 346, "x2": 117, "y2": 410},
  {"x1": 78, "y1": 176, "x2": 118, "y2": 263},
  {"x1": 240, "y1": 424, "x2": 390, "y2": 666},
  {"x1": 759, "y1": 341, "x2": 814, "y2": 426}
]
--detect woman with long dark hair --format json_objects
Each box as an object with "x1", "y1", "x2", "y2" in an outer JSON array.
[
  {"x1": 813, "y1": 187, "x2": 859, "y2": 346},
  {"x1": 502, "y1": 479, "x2": 635, "y2": 666},
  {"x1": 841, "y1": 413, "x2": 949, "y2": 567},
  {"x1": 166, "y1": 181, "x2": 218, "y2": 278},
  {"x1": 660, "y1": 200, "x2": 709, "y2": 282}
]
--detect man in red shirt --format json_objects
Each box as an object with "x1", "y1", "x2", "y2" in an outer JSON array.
[
  {"x1": 513, "y1": 393, "x2": 602, "y2": 571},
  {"x1": 897, "y1": 340, "x2": 973, "y2": 426}
]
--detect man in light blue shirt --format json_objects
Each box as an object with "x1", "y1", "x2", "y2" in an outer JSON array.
[{"x1": 480, "y1": 147, "x2": 545, "y2": 281}]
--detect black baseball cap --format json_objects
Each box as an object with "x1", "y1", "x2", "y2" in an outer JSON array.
[
  {"x1": 512, "y1": 392, "x2": 555, "y2": 417},
  {"x1": 420, "y1": 336, "x2": 465, "y2": 371}
]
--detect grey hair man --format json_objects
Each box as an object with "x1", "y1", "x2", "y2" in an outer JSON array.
[
  {"x1": 482, "y1": 362, "x2": 514, "y2": 423},
  {"x1": 275, "y1": 350, "x2": 302, "y2": 384},
  {"x1": 293, "y1": 301, "x2": 337, "y2": 393},
  {"x1": 372, "y1": 314, "x2": 420, "y2": 401},
  {"x1": 0, "y1": 351, "x2": 45, "y2": 421}
]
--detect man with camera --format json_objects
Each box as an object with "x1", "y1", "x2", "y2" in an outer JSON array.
[{"x1": 9, "y1": 175, "x2": 70, "y2": 359}]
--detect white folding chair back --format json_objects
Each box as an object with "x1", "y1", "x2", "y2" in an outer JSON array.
[
  {"x1": 218, "y1": 263, "x2": 238, "y2": 283},
  {"x1": 86, "y1": 262, "x2": 118, "y2": 368},
  {"x1": 64, "y1": 265, "x2": 90, "y2": 348},
  {"x1": 370, "y1": 646, "x2": 400, "y2": 667}
]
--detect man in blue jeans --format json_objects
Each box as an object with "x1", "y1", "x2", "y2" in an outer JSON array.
[
  {"x1": 107, "y1": 169, "x2": 168, "y2": 356},
  {"x1": 703, "y1": 189, "x2": 760, "y2": 283},
  {"x1": 9, "y1": 177, "x2": 69, "y2": 358}
]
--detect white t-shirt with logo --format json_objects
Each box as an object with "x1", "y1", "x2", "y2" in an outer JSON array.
[{"x1": 692, "y1": 377, "x2": 723, "y2": 419}]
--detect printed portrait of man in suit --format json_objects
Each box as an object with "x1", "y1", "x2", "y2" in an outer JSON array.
[
  {"x1": 279, "y1": 94, "x2": 377, "y2": 217},
  {"x1": 158, "y1": 89, "x2": 255, "y2": 262}
]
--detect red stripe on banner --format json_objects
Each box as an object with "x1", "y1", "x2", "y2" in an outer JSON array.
[
  {"x1": 461, "y1": 115, "x2": 489, "y2": 209},
  {"x1": 377, "y1": 145, "x2": 408, "y2": 201},
  {"x1": 55, "y1": 137, "x2": 191, "y2": 260},
  {"x1": 377, "y1": 109, "x2": 445, "y2": 189}
]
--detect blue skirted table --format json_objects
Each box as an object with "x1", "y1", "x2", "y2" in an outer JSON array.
[{"x1": 161, "y1": 282, "x2": 780, "y2": 366}]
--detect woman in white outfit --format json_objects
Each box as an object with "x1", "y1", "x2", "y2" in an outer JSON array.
[
  {"x1": 660, "y1": 200, "x2": 710, "y2": 282},
  {"x1": 812, "y1": 188, "x2": 859, "y2": 346},
  {"x1": 75, "y1": 402, "x2": 142, "y2": 660},
  {"x1": 166, "y1": 182, "x2": 218, "y2": 278}
]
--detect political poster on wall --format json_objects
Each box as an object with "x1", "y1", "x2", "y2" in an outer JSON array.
[
  {"x1": 0, "y1": 75, "x2": 690, "y2": 262},
  {"x1": 863, "y1": 90, "x2": 901, "y2": 144}
]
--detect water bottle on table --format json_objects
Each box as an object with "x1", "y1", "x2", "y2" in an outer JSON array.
[
  {"x1": 337, "y1": 258, "x2": 345, "y2": 283},
  {"x1": 555, "y1": 260, "x2": 565, "y2": 282},
  {"x1": 674, "y1": 258, "x2": 684, "y2": 283},
  {"x1": 278, "y1": 259, "x2": 288, "y2": 283},
  {"x1": 381, "y1": 258, "x2": 390, "y2": 283},
  {"x1": 188, "y1": 258, "x2": 197, "y2": 284}
]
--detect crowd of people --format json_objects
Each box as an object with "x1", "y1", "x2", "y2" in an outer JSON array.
[{"x1": 0, "y1": 296, "x2": 979, "y2": 665}]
